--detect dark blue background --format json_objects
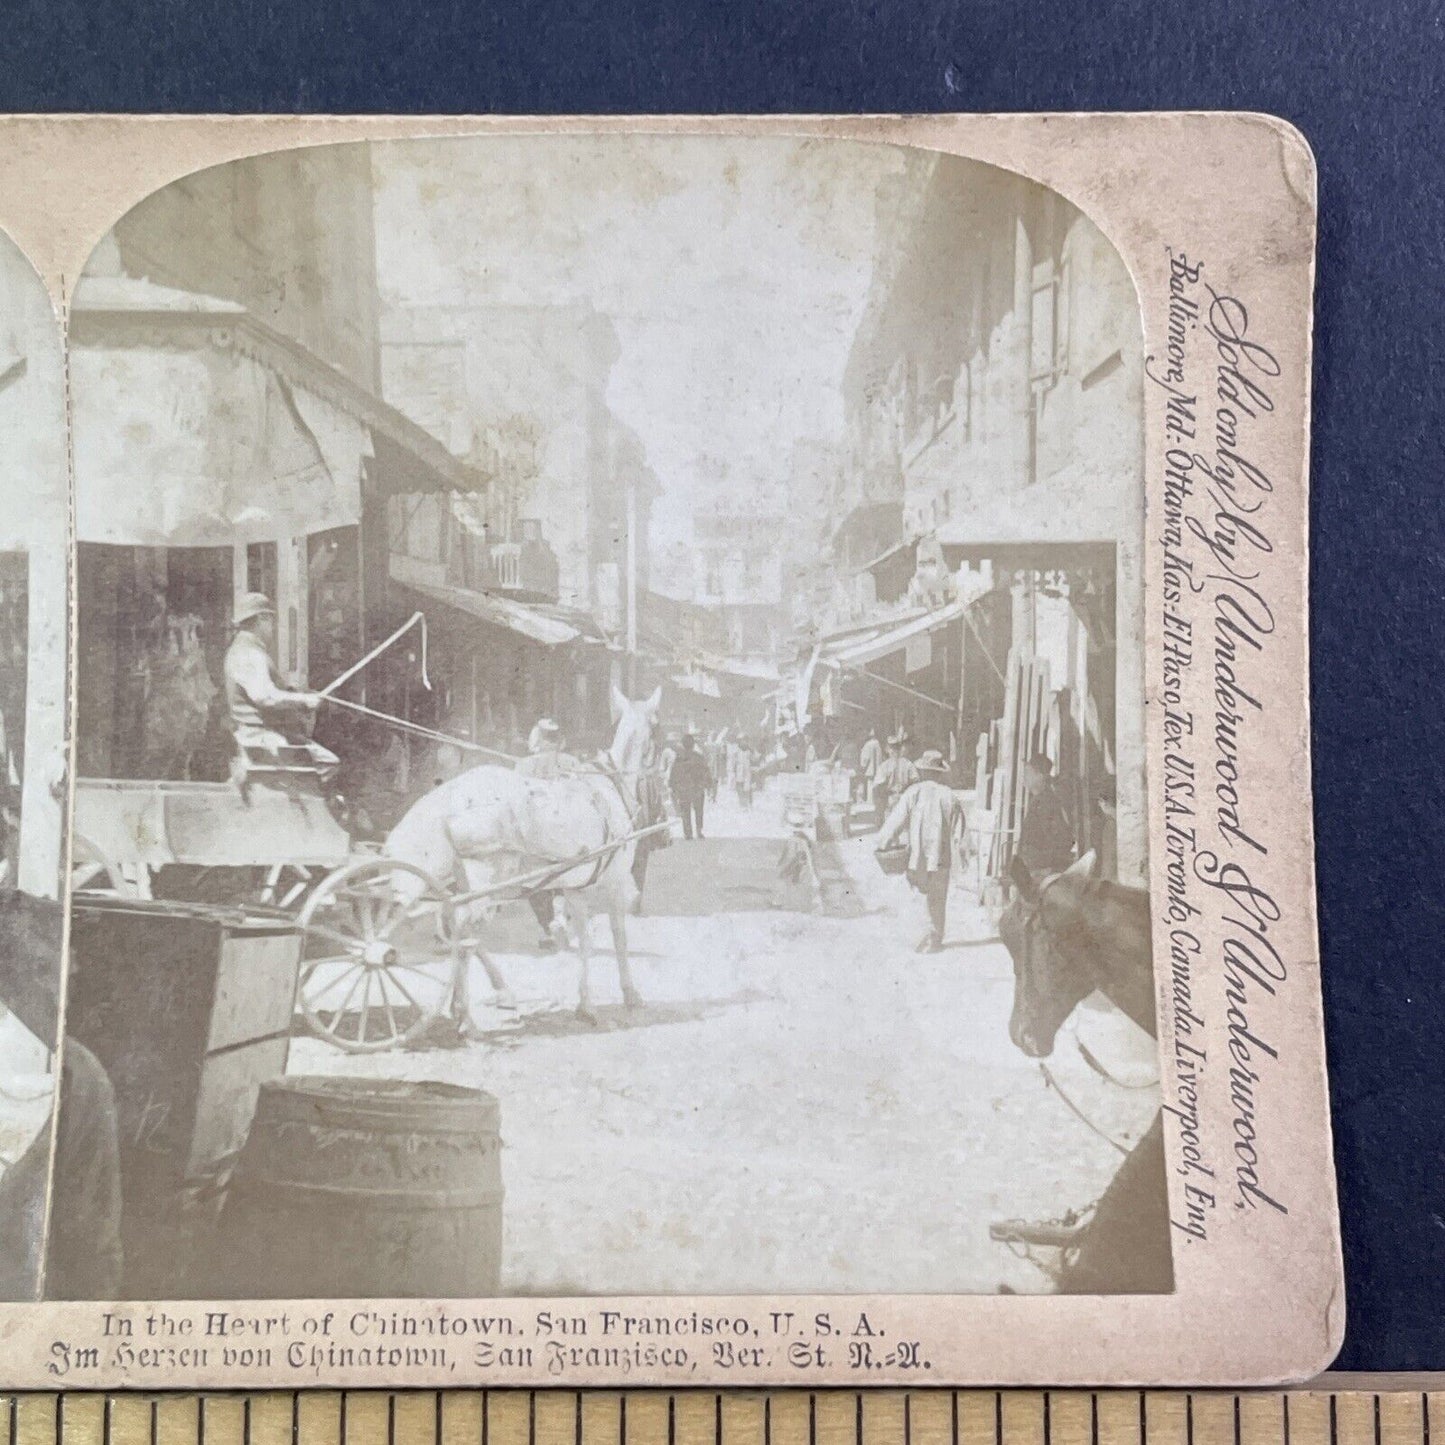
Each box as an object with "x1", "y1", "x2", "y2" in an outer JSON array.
[{"x1": 3, "y1": 0, "x2": 1441, "y2": 1375}]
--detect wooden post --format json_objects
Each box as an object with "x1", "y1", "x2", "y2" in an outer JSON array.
[{"x1": 16, "y1": 538, "x2": 65, "y2": 900}]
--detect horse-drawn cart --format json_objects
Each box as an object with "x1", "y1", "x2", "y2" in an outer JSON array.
[{"x1": 73, "y1": 752, "x2": 668, "y2": 1055}]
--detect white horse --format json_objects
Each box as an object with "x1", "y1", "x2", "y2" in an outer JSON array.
[{"x1": 384, "y1": 684, "x2": 661, "y2": 1022}]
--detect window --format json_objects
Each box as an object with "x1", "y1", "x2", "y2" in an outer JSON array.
[
  {"x1": 1057, "y1": 254, "x2": 1073, "y2": 375},
  {"x1": 1030, "y1": 260, "x2": 1059, "y2": 384},
  {"x1": 246, "y1": 540, "x2": 278, "y2": 599}
]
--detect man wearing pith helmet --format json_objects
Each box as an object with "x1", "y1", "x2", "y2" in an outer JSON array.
[{"x1": 223, "y1": 591, "x2": 335, "y2": 778}]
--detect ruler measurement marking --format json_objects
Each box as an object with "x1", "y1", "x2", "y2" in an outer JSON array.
[{"x1": 13, "y1": 1390, "x2": 1445, "y2": 1445}]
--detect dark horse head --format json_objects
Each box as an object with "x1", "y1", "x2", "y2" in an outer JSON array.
[{"x1": 998, "y1": 850, "x2": 1154, "y2": 1058}]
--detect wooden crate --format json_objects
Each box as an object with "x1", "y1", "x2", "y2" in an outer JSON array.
[{"x1": 64, "y1": 897, "x2": 302, "y2": 1296}]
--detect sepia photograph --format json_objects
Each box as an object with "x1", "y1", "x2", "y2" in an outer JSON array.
[
  {"x1": 47, "y1": 132, "x2": 1167, "y2": 1307},
  {"x1": 0, "y1": 229, "x2": 71, "y2": 1302}
]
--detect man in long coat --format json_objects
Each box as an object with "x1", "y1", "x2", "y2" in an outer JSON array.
[
  {"x1": 877, "y1": 749, "x2": 965, "y2": 953},
  {"x1": 668, "y1": 734, "x2": 712, "y2": 840}
]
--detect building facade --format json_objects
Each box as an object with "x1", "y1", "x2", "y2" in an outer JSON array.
[
  {"x1": 70, "y1": 146, "x2": 480, "y2": 792},
  {"x1": 379, "y1": 302, "x2": 656, "y2": 624},
  {"x1": 823, "y1": 153, "x2": 1146, "y2": 882}
]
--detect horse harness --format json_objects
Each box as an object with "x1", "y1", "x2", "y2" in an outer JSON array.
[{"x1": 522, "y1": 756, "x2": 645, "y2": 893}]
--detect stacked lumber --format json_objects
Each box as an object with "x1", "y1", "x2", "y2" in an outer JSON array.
[{"x1": 976, "y1": 648, "x2": 1059, "y2": 879}]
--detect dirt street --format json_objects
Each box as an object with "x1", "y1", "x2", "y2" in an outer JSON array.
[{"x1": 290, "y1": 778, "x2": 1161, "y2": 1296}]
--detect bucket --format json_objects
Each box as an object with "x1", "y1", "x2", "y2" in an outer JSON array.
[
  {"x1": 875, "y1": 844, "x2": 910, "y2": 876},
  {"x1": 218, "y1": 1076, "x2": 502, "y2": 1298}
]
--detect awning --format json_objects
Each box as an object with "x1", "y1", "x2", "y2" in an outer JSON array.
[
  {"x1": 672, "y1": 671, "x2": 722, "y2": 698},
  {"x1": 70, "y1": 276, "x2": 490, "y2": 545},
  {"x1": 690, "y1": 653, "x2": 781, "y2": 684},
  {"x1": 72, "y1": 335, "x2": 365, "y2": 545},
  {"x1": 392, "y1": 559, "x2": 605, "y2": 649},
  {"x1": 857, "y1": 535, "x2": 919, "y2": 576},
  {"x1": 820, "y1": 599, "x2": 967, "y2": 670},
  {"x1": 934, "y1": 522, "x2": 1114, "y2": 572}
]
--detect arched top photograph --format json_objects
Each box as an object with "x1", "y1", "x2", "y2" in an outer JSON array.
[{"x1": 59, "y1": 131, "x2": 1159, "y2": 1314}]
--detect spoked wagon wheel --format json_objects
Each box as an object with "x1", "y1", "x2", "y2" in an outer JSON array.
[{"x1": 296, "y1": 858, "x2": 458, "y2": 1053}]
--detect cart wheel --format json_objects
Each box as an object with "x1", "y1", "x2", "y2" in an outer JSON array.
[{"x1": 296, "y1": 857, "x2": 457, "y2": 1053}]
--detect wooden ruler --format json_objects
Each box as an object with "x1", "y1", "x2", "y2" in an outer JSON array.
[{"x1": 0, "y1": 1388, "x2": 1440, "y2": 1445}]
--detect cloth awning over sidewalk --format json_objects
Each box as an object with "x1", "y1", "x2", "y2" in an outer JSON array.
[
  {"x1": 794, "y1": 598, "x2": 968, "y2": 722},
  {"x1": 820, "y1": 598, "x2": 968, "y2": 670},
  {"x1": 392, "y1": 558, "x2": 608, "y2": 649},
  {"x1": 70, "y1": 276, "x2": 490, "y2": 546}
]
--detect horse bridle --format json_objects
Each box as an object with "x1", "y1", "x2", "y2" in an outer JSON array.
[{"x1": 1015, "y1": 867, "x2": 1067, "y2": 960}]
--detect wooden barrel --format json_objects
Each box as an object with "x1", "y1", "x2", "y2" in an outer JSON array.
[{"x1": 218, "y1": 1076, "x2": 502, "y2": 1298}]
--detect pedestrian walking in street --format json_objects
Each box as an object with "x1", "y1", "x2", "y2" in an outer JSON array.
[
  {"x1": 669, "y1": 733, "x2": 713, "y2": 840},
  {"x1": 1015, "y1": 751, "x2": 1076, "y2": 878},
  {"x1": 734, "y1": 740, "x2": 755, "y2": 809},
  {"x1": 836, "y1": 730, "x2": 861, "y2": 798},
  {"x1": 704, "y1": 730, "x2": 725, "y2": 800},
  {"x1": 877, "y1": 749, "x2": 965, "y2": 953},
  {"x1": 873, "y1": 730, "x2": 920, "y2": 828},
  {"x1": 858, "y1": 725, "x2": 884, "y2": 808}
]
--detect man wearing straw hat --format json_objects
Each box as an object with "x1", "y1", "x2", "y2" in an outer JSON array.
[
  {"x1": 223, "y1": 592, "x2": 338, "y2": 781},
  {"x1": 877, "y1": 749, "x2": 965, "y2": 953}
]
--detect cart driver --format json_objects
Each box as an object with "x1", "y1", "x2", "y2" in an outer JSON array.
[
  {"x1": 224, "y1": 592, "x2": 339, "y2": 781},
  {"x1": 516, "y1": 717, "x2": 578, "y2": 782}
]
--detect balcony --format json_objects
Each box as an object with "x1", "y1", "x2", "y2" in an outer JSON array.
[
  {"x1": 489, "y1": 541, "x2": 524, "y2": 591},
  {"x1": 441, "y1": 518, "x2": 560, "y2": 604}
]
